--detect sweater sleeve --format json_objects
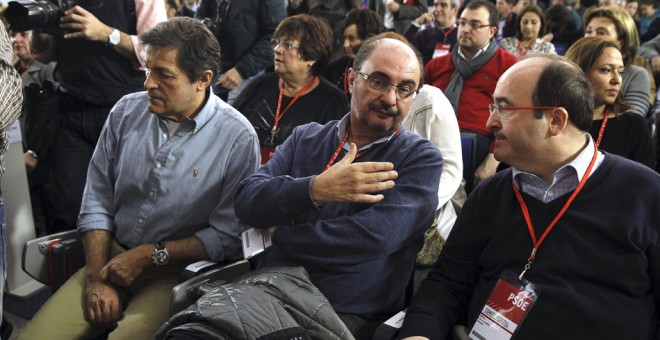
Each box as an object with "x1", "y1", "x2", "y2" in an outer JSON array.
[
  {"x1": 622, "y1": 65, "x2": 652, "y2": 117},
  {"x1": 235, "y1": 128, "x2": 443, "y2": 268}
]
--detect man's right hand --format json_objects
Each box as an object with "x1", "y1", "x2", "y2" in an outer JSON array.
[
  {"x1": 415, "y1": 13, "x2": 435, "y2": 26},
  {"x1": 84, "y1": 279, "x2": 122, "y2": 329},
  {"x1": 651, "y1": 56, "x2": 660, "y2": 74},
  {"x1": 311, "y1": 143, "x2": 397, "y2": 204}
]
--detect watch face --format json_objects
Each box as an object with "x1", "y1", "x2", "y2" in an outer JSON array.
[
  {"x1": 154, "y1": 250, "x2": 169, "y2": 265},
  {"x1": 109, "y1": 29, "x2": 120, "y2": 45}
]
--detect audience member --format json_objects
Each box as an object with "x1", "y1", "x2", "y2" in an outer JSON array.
[
  {"x1": 638, "y1": 0, "x2": 659, "y2": 38},
  {"x1": 234, "y1": 35, "x2": 442, "y2": 339},
  {"x1": 499, "y1": 5, "x2": 557, "y2": 58},
  {"x1": 180, "y1": 0, "x2": 198, "y2": 17},
  {"x1": 233, "y1": 14, "x2": 348, "y2": 165},
  {"x1": 566, "y1": 36, "x2": 655, "y2": 167},
  {"x1": 584, "y1": 6, "x2": 656, "y2": 118},
  {"x1": 11, "y1": 29, "x2": 57, "y2": 237},
  {"x1": 404, "y1": 0, "x2": 460, "y2": 64},
  {"x1": 425, "y1": 0, "x2": 517, "y2": 186},
  {"x1": 196, "y1": 0, "x2": 285, "y2": 104},
  {"x1": 307, "y1": 0, "x2": 362, "y2": 51},
  {"x1": 27, "y1": 1, "x2": 166, "y2": 234},
  {"x1": 164, "y1": 0, "x2": 182, "y2": 18},
  {"x1": 496, "y1": 0, "x2": 518, "y2": 41},
  {"x1": 626, "y1": 0, "x2": 640, "y2": 20},
  {"x1": 0, "y1": 20, "x2": 23, "y2": 329},
  {"x1": 324, "y1": 8, "x2": 386, "y2": 97},
  {"x1": 370, "y1": 0, "x2": 429, "y2": 34},
  {"x1": 399, "y1": 54, "x2": 660, "y2": 340},
  {"x1": 18, "y1": 17, "x2": 260, "y2": 339},
  {"x1": 544, "y1": 4, "x2": 582, "y2": 54}
]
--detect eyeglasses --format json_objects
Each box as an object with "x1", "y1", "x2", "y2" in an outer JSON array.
[
  {"x1": 457, "y1": 19, "x2": 491, "y2": 30},
  {"x1": 270, "y1": 39, "x2": 300, "y2": 51},
  {"x1": 355, "y1": 69, "x2": 419, "y2": 100},
  {"x1": 488, "y1": 104, "x2": 562, "y2": 119}
]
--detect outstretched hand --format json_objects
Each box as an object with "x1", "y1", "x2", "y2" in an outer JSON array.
[{"x1": 311, "y1": 143, "x2": 397, "y2": 204}]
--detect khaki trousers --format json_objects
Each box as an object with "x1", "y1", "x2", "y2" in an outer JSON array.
[{"x1": 18, "y1": 240, "x2": 185, "y2": 340}]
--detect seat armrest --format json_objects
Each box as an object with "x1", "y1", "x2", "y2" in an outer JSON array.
[
  {"x1": 22, "y1": 230, "x2": 83, "y2": 285},
  {"x1": 169, "y1": 259, "x2": 251, "y2": 316}
]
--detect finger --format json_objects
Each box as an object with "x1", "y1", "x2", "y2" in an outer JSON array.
[
  {"x1": 352, "y1": 161, "x2": 395, "y2": 173},
  {"x1": 99, "y1": 266, "x2": 109, "y2": 281},
  {"x1": 351, "y1": 193, "x2": 385, "y2": 203},
  {"x1": 337, "y1": 143, "x2": 358, "y2": 165}
]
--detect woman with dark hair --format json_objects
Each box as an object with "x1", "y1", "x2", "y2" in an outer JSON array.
[
  {"x1": 565, "y1": 36, "x2": 655, "y2": 167},
  {"x1": 323, "y1": 8, "x2": 386, "y2": 96},
  {"x1": 233, "y1": 14, "x2": 349, "y2": 165},
  {"x1": 499, "y1": 5, "x2": 556, "y2": 58}
]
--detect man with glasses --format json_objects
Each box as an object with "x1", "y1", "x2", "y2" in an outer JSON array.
[
  {"x1": 425, "y1": 0, "x2": 517, "y2": 189},
  {"x1": 404, "y1": 0, "x2": 460, "y2": 64},
  {"x1": 234, "y1": 34, "x2": 442, "y2": 339},
  {"x1": 400, "y1": 55, "x2": 660, "y2": 340}
]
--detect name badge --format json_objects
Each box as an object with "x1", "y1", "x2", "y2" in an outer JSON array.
[
  {"x1": 432, "y1": 43, "x2": 451, "y2": 59},
  {"x1": 469, "y1": 269, "x2": 540, "y2": 340},
  {"x1": 260, "y1": 146, "x2": 275, "y2": 165},
  {"x1": 241, "y1": 227, "x2": 272, "y2": 259}
]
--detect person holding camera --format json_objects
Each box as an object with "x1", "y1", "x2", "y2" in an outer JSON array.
[
  {"x1": 195, "y1": 0, "x2": 285, "y2": 104},
  {"x1": 8, "y1": 0, "x2": 166, "y2": 235}
]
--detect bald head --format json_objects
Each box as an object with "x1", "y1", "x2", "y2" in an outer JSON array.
[{"x1": 500, "y1": 55, "x2": 594, "y2": 130}]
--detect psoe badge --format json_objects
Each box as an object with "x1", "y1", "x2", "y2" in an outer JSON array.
[{"x1": 469, "y1": 268, "x2": 540, "y2": 340}]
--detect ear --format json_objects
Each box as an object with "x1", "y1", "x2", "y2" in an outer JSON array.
[
  {"x1": 347, "y1": 67, "x2": 357, "y2": 93},
  {"x1": 489, "y1": 26, "x2": 498, "y2": 39},
  {"x1": 547, "y1": 107, "x2": 569, "y2": 136},
  {"x1": 197, "y1": 70, "x2": 213, "y2": 92}
]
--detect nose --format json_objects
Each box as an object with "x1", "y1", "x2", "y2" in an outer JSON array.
[
  {"x1": 486, "y1": 109, "x2": 500, "y2": 130},
  {"x1": 343, "y1": 38, "x2": 351, "y2": 50},
  {"x1": 381, "y1": 85, "x2": 398, "y2": 106},
  {"x1": 144, "y1": 72, "x2": 157, "y2": 90},
  {"x1": 611, "y1": 71, "x2": 622, "y2": 84}
]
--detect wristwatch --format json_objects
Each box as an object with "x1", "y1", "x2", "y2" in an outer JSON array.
[
  {"x1": 151, "y1": 241, "x2": 170, "y2": 266},
  {"x1": 108, "y1": 28, "x2": 121, "y2": 46}
]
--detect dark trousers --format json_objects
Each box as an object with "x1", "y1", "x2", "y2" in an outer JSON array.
[{"x1": 50, "y1": 93, "x2": 112, "y2": 233}]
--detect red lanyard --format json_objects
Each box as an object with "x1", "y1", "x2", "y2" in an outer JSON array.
[
  {"x1": 441, "y1": 26, "x2": 457, "y2": 44},
  {"x1": 513, "y1": 144, "x2": 599, "y2": 280},
  {"x1": 271, "y1": 76, "x2": 317, "y2": 144},
  {"x1": 517, "y1": 40, "x2": 534, "y2": 58},
  {"x1": 594, "y1": 108, "x2": 609, "y2": 148},
  {"x1": 323, "y1": 125, "x2": 399, "y2": 172},
  {"x1": 343, "y1": 64, "x2": 350, "y2": 95}
]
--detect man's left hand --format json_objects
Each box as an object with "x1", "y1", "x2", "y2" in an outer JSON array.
[
  {"x1": 99, "y1": 245, "x2": 152, "y2": 287},
  {"x1": 60, "y1": 6, "x2": 111, "y2": 43},
  {"x1": 216, "y1": 68, "x2": 244, "y2": 90}
]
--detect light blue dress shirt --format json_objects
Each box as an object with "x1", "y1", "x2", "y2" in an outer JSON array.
[{"x1": 78, "y1": 91, "x2": 260, "y2": 261}]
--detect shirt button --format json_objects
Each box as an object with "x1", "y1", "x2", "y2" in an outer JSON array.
[
  {"x1": 162, "y1": 133, "x2": 167, "y2": 139},
  {"x1": 137, "y1": 218, "x2": 144, "y2": 224},
  {"x1": 156, "y1": 162, "x2": 162, "y2": 168},
  {"x1": 148, "y1": 192, "x2": 155, "y2": 198},
  {"x1": 547, "y1": 191, "x2": 554, "y2": 197}
]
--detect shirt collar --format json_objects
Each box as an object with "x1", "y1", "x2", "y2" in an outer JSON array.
[
  {"x1": 336, "y1": 113, "x2": 400, "y2": 152},
  {"x1": 459, "y1": 40, "x2": 491, "y2": 60}
]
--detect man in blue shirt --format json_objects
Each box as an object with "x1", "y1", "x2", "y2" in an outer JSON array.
[{"x1": 19, "y1": 17, "x2": 260, "y2": 339}]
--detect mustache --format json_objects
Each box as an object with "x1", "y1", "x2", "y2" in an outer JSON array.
[{"x1": 369, "y1": 102, "x2": 398, "y2": 116}]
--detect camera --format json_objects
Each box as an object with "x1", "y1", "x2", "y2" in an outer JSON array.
[{"x1": 5, "y1": 0, "x2": 77, "y2": 32}]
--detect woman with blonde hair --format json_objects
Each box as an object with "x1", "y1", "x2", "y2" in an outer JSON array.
[
  {"x1": 565, "y1": 36, "x2": 655, "y2": 167},
  {"x1": 584, "y1": 6, "x2": 656, "y2": 118}
]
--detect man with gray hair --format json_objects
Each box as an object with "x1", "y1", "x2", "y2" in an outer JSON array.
[{"x1": 19, "y1": 17, "x2": 260, "y2": 339}]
